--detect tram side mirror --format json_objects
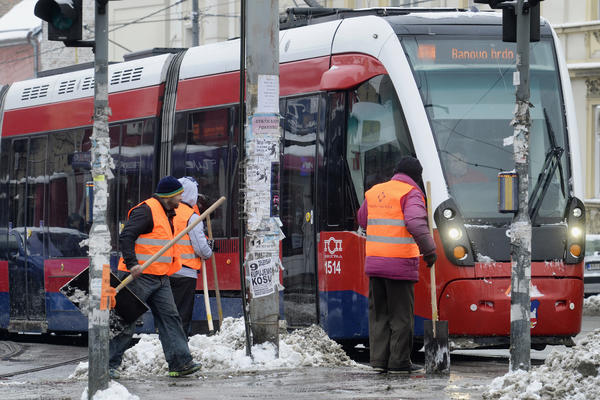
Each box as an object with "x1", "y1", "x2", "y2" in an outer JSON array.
[{"x1": 498, "y1": 171, "x2": 518, "y2": 213}]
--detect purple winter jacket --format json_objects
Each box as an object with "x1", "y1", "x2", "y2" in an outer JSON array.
[{"x1": 357, "y1": 173, "x2": 436, "y2": 281}]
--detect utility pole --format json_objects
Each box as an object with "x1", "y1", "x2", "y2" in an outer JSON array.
[
  {"x1": 509, "y1": 0, "x2": 532, "y2": 372},
  {"x1": 88, "y1": 0, "x2": 113, "y2": 397},
  {"x1": 475, "y1": 0, "x2": 543, "y2": 372},
  {"x1": 192, "y1": 0, "x2": 199, "y2": 47},
  {"x1": 245, "y1": 0, "x2": 281, "y2": 350}
]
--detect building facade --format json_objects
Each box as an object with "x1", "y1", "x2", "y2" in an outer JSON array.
[{"x1": 540, "y1": 0, "x2": 600, "y2": 232}]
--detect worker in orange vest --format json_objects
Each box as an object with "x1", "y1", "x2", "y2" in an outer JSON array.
[
  {"x1": 357, "y1": 156, "x2": 436, "y2": 374},
  {"x1": 110, "y1": 176, "x2": 200, "y2": 379},
  {"x1": 170, "y1": 177, "x2": 213, "y2": 336}
]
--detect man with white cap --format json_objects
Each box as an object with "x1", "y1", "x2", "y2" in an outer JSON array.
[{"x1": 170, "y1": 176, "x2": 213, "y2": 336}]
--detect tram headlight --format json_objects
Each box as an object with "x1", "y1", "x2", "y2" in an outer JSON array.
[
  {"x1": 569, "y1": 226, "x2": 582, "y2": 239},
  {"x1": 442, "y1": 208, "x2": 454, "y2": 219},
  {"x1": 564, "y1": 197, "x2": 585, "y2": 264},
  {"x1": 434, "y1": 198, "x2": 475, "y2": 266},
  {"x1": 447, "y1": 227, "x2": 462, "y2": 240}
]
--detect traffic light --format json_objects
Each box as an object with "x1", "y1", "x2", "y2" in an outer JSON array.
[
  {"x1": 34, "y1": 0, "x2": 82, "y2": 42},
  {"x1": 474, "y1": 0, "x2": 543, "y2": 43}
]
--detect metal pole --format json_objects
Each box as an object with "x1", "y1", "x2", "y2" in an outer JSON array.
[
  {"x1": 88, "y1": 1, "x2": 112, "y2": 397},
  {"x1": 509, "y1": 0, "x2": 531, "y2": 372},
  {"x1": 239, "y1": 0, "x2": 252, "y2": 357},
  {"x1": 192, "y1": 0, "x2": 199, "y2": 47},
  {"x1": 246, "y1": 0, "x2": 280, "y2": 350}
]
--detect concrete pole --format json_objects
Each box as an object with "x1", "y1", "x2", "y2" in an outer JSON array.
[
  {"x1": 88, "y1": 1, "x2": 113, "y2": 397},
  {"x1": 509, "y1": 0, "x2": 531, "y2": 372},
  {"x1": 192, "y1": 0, "x2": 199, "y2": 47},
  {"x1": 245, "y1": 0, "x2": 280, "y2": 350}
]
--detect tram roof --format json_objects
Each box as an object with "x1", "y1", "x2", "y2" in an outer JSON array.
[{"x1": 280, "y1": 7, "x2": 551, "y2": 32}]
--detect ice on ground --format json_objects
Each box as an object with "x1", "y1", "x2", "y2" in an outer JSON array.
[
  {"x1": 583, "y1": 294, "x2": 600, "y2": 316},
  {"x1": 81, "y1": 381, "x2": 139, "y2": 400},
  {"x1": 483, "y1": 329, "x2": 600, "y2": 400},
  {"x1": 71, "y1": 317, "x2": 361, "y2": 379}
]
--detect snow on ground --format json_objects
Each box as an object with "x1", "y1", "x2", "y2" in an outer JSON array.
[
  {"x1": 483, "y1": 329, "x2": 600, "y2": 400},
  {"x1": 583, "y1": 294, "x2": 600, "y2": 316},
  {"x1": 81, "y1": 381, "x2": 139, "y2": 400},
  {"x1": 71, "y1": 317, "x2": 361, "y2": 380}
]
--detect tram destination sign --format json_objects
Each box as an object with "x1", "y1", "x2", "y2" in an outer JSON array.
[{"x1": 417, "y1": 41, "x2": 516, "y2": 65}]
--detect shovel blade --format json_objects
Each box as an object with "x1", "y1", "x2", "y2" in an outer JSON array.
[
  {"x1": 424, "y1": 320, "x2": 450, "y2": 374},
  {"x1": 59, "y1": 267, "x2": 149, "y2": 324}
]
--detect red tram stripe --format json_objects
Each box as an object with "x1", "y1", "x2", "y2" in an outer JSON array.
[
  {"x1": 0, "y1": 261, "x2": 7, "y2": 292},
  {"x1": 2, "y1": 86, "x2": 164, "y2": 136}
]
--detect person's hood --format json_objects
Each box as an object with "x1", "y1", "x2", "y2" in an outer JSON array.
[{"x1": 178, "y1": 177, "x2": 198, "y2": 207}]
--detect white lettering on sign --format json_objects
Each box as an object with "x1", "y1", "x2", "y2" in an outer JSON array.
[{"x1": 325, "y1": 260, "x2": 341, "y2": 275}]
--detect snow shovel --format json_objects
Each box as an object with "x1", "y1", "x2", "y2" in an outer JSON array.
[
  {"x1": 60, "y1": 266, "x2": 149, "y2": 326},
  {"x1": 424, "y1": 181, "x2": 450, "y2": 374},
  {"x1": 206, "y1": 215, "x2": 223, "y2": 330}
]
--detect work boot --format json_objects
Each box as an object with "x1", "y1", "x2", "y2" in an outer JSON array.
[
  {"x1": 108, "y1": 368, "x2": 121, "y2": 380},
  {"x1": 168, "y1": 361, "x2": 201, "y2": 377},
  {"x1": 388, "y1": 363, "x2": 424, "y2": 374}
]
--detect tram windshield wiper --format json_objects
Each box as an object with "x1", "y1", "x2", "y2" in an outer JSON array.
[{"x1": 529, "y1": 108, "x2": 566, "y2": 225}]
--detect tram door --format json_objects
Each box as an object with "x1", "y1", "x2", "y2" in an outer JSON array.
[
  {"x1": 280, "y1": 95, "x2": 323, "y2": 327},
  {"x1": 7, "y1": 137, "x2": 48, "y2": 331}
]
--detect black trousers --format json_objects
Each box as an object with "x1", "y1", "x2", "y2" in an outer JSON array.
[
  {"x1": 169, "y1": 274, "x2": 198, "y2": 336},
  {"x1": 368, "y1": 277, "x2": 415, "y2": 369}
]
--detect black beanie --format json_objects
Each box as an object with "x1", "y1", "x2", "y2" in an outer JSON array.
[
  {"x1": 155, "y1": 176, "x2": 183, "y2": 198},
  {"x1": 394, "y1": 156, "x2": 423, "y2": 181}
]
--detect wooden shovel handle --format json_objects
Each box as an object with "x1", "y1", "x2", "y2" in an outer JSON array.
[
  {"x1": 426, "y1": 182, "x2": 439, "y2": 333},
  {"x1": 115, "y1": 196, "x2": 227, "y2": 293},
  {"x1": 206, "y1": 215, "x2": 223, "y2": 326}
]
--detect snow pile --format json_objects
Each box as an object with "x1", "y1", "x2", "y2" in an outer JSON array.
[
  {"x1": 119, "y1": 318, "x2": 357, "y2": 376},
  {"x1": 484, "y1": 329, "x2": 600, "y2": 400},
  {"x1": 72, "y1": 317, "x2": 360, "y2": 379},
  {"x1": 80, "y1": 381, "x2": 139, "y2": 400},
  {"x1": 583, "y1": 294, "x2": 600, "y2": 316}
]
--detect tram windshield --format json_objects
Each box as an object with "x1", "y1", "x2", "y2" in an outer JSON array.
[{"x1": 402, "y1": 36, "x2": 570, "y2": 224}]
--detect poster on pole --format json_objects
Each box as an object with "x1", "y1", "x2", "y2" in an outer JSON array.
[
  {"x1": 248, "y1": 256, "x2": 277, "y2": 298},
  {"x1": 257, "y1": 75, "x2": 279, "y2": 113}
]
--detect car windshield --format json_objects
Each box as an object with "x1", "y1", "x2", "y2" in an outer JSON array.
[
  {"x1": 586, "y1": 235, "x2": 600, "y2": 256},
  {"x1": 11, "y1": 227, "x2": 88, "y2": 258},
  {"x1": 401, "y1": 36, "x2": 570, "y2": 224}
]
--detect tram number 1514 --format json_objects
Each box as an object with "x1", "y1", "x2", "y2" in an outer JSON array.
[{"x1": 325, "y1": 260, "x2": 341, "y2": 275}]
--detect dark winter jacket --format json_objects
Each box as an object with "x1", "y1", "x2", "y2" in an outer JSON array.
[{"x1": 119, "y1": 195, "x2": 177, "y2": 270}]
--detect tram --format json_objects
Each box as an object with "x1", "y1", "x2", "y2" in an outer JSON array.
[{"x1": 0, "y1": 8, "x2": 585, "y2": 348}]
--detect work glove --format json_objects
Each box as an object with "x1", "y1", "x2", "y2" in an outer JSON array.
[
  {"x1": 106, "y1": 287, "x2": 117, "y2": 309},
  {"x1": 207, "y1": 239, "x2": 215, "y2": 252},
  {"x1": 423, "y1": 252, "x2": 437, "y2": 268}
]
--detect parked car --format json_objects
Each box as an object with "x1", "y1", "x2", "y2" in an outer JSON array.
[{"x1": 584, "y1": 234, "x2": 600, "y2": 296}]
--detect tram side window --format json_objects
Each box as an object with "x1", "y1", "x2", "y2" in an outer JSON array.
[
  {"x1": 324, "y1": 92, "x2": 346, "y2": 229},
  {"x1": 112, "y1": 120, "x2": 156, "y2": 250},
  {"x1": 346, "y1": 75, "x2": 414, "y2": 200},
  {"x1": 48, "y1": 130, "x2": 92, "y2": 235},
  {"x1": 183, "y1": 108, "x2": 230, "y2": 238},
  {"x1": 0, "y1": 139, "x2": 8, "y2": 259}
]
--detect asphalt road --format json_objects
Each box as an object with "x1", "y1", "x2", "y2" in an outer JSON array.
[{"x1": 0, "y1": 316, "x2": 597, "y2": 400}]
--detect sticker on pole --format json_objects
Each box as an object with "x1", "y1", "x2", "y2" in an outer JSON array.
[{"x1": 248, "y1": 256, "x2": 277, "y2": 298}]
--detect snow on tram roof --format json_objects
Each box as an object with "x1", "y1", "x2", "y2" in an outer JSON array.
[{"x1": 4, "y1": 53, "x2": 172, "y2": 111}]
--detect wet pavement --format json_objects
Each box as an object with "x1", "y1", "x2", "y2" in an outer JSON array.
[{"x1": 0, "y1": 316, "x2": 597, "y2": 400}]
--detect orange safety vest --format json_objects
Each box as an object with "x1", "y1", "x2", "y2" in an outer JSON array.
[
  {"x1": 173, "y1": 202, "x2": 203, "y2": 270},
  {"x1": 118, "y1": 197, "x2": 181, "y2": 276},
  {"x1": 364, "y1": 180, "x2": 421, "y2": 258}
]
